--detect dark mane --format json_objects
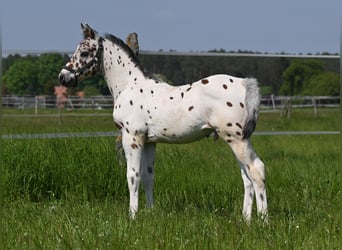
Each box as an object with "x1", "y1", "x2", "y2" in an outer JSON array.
[{"x1": 104, "y1": 33, "x2": 159, "y2": 81}]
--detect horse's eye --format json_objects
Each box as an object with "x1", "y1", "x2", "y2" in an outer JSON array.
[{"x1": 80, "y1": 51, "x2": 89, "y2": 57}]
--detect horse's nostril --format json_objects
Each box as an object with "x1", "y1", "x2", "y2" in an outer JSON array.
[{"x1": 59, "y1": 74, "x2": 65, "y2": 83}]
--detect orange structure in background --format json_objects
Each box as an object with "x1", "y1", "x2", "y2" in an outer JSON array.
[{"x1": 54, "y1": 85, "x2": 68, "y2": 108}]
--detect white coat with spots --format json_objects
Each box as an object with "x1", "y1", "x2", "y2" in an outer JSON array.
[{"x1": 59, "y1": 23, "x2": 268, "y2": 221}]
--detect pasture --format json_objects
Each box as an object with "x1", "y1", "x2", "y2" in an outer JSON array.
[{"x1": 1, "y1": 108, "x2": 340, "y2": 249}]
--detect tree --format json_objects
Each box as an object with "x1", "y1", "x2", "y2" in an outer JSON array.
[
  {"x1": 2, "y1": 54, "x2": 68, "y2": 95},
  {"x1": 78, "y1": 75, "x2": 110, "y2": 95},
  {"x1": 3, "y1": 60, "x2": 39, "y2": 95},
  {"x1": 280, "y1": 60, "x2": 324, "y2": 95},
  {"x1": 37, "y1": 54, "x2": 68, "y2": 95},
  {"x1": 301, "y1": 72, "x2": 339, "y2": 96},
  {"x1": 83, "y1": 85, "x2": 101, "y2": 96},
  {"x1": 2, "y1": 54, "x2": 22, "y2": 73}
]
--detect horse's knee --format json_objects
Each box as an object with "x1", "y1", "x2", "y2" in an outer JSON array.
[{"x1": 248, "y1": 157, "x2": 265, "y2": 188}]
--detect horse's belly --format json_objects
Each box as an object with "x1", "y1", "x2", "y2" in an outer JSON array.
[{"x1": 146, "y1": 127, "x2": 213, "y2": 144}]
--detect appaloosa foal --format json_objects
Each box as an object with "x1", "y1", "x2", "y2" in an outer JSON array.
[{"x1": 59, "y1": 23, "x2": 268, "y2": 221}]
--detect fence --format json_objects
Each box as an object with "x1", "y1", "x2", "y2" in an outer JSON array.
[
  {"x1": 260, "y1": 95, "x2": 340, "y2": 108},
  {"x1": 2, "y1": 95, "x2": 340, "y2": 110},
  {"x1": 260, "y1": 95, "x2": 339, "y2": 117},
  {"x1": 2, "y1": 95, "x2": 114, "y2": 110},
  {"x1": 2, "y1": 95, "x2": 339, "y2": 114}
]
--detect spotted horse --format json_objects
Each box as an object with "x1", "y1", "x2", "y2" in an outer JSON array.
[{"x1": 59, "y1": 23, "x2": 268, "y2": 221}]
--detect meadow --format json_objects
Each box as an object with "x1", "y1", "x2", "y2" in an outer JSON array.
[{"x1": 1, "y1": 108, "x2": 340, "y2": 249}]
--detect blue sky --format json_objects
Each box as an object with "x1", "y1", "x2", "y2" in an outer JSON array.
[{"x1": 2, "y1": 0, "x2": 341, "y2": 54}]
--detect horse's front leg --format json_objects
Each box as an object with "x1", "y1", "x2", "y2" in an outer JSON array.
[{"x1": 122, "y1": 132, "x2": 145, "y2": 218}]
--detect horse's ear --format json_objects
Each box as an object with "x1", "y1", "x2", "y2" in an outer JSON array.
[{"x1": 81, "y1": 23, "x2": 98, "y2": 39}]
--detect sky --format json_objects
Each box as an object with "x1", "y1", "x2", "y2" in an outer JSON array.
[{"x1": 1, "y1": 0, "x2": 341, "y2": 54}]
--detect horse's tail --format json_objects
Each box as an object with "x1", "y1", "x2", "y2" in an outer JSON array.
[{"x1": 242, "y1": 78, "x2": 260, "y2": 139}]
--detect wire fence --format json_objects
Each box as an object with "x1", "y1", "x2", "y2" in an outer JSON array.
[
  {"x1": 2, "y1": 95, "x2": 114, "y2": 111},
  {"x1": 2, "y1": 95, "x2": 339, "y2": 112},
  {"x1": 2, "y1": 95, "x2": 339, "y2": 138}
]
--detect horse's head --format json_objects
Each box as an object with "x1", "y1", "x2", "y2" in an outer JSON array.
[{"x1": 59, "y1": 23, "x2": 104, "y2": 87}]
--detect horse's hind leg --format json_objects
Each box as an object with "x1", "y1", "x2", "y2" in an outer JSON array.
[
  {"x1": 240, "y1": 167, "x2": 255, "y2": 221},
  {"x1": 141, "y1": 143, "x2": 156, "y2": 208},
  {"x1": 229, "y1": 139, "x2": 268, "y2": 221}
]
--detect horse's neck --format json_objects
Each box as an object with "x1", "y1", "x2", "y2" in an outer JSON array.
[{"x1": 102, "y1": 40, "x2": 145, "y2": 100}]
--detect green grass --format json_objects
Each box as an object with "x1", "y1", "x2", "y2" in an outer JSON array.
[
  {"x1": 257, "y1": 108, "x2": 339, "y2": 131},
  {"x1": 1, "y1": 108, "x2": 341, "y2": 249},
  {"x1": 1, "y1": 108, "x2": 115, "y2": 134}
]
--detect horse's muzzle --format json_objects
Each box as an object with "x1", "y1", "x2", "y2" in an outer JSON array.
[{"x1": 58, "y1": 71, "x2": 78, "y2": 87}]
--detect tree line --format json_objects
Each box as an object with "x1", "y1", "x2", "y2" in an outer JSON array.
[{"x1": 2, "y1": 52, "x2": 339, "y2": 96}]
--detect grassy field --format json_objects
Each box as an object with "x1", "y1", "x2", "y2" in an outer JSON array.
[{"x1": 1, "y1": 108, "x2": 340, "y2": 249}]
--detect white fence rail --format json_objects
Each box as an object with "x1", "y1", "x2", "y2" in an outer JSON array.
[
  {"x1": 260, "y1": 95, "x2": 340, "y2": 109},
  {"x1": 2, "y1": 95, "x2": 340, "y2": 111},
  {"x1": 2, "y1": 95, "x2": 114, "y2": 110}
]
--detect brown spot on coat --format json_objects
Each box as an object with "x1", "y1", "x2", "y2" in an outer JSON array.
[
  {"x1": 131, "y1": 143, "x2": 139, "y2": 149},
  {"x1": 260, "y1": 194, "x2": 264, "y2": 201},
  {"x1": 235, "y1": 123, "x2": 242, "y2": 129},
  {"x1": 226, "y1": 102, "x2": 233, "y2": 107},
  {"x1": 201, "y1": 79, "x2": 209, "y2": 84},
  {"x1": 188, "y1": 106, "x2": 194, "y2": 111},
  {"x1": 240, "y1": 102, "x2": 245, "y2": 108},
  {"x1": 222, "y1": 84, "x2": 228, "y2": 89}
]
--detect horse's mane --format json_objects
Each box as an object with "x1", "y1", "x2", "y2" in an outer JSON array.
[{"x1": 104, "y1": 33, "x2": 159, "y2": 81}]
